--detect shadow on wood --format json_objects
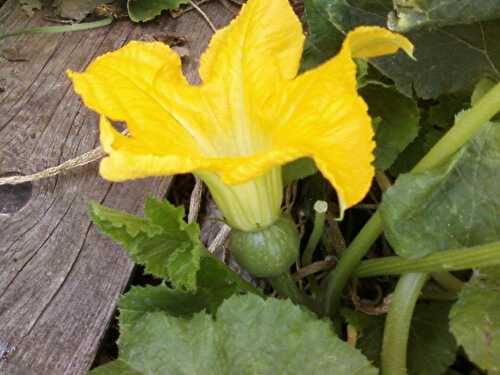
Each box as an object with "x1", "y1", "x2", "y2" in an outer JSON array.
[{"x1": 0, "y1": 1, "x2": 233, "y2": 373}]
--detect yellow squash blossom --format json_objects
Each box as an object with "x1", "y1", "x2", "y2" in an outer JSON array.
[{"x1": 68, "y1": 0, "x2": 412, "y2": 232}]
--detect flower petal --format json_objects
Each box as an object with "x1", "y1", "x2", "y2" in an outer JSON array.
[
  {"x1": 199, "y1": 0, "x2": 304, "y2": 83},
  {"x1": 272, "y1": 27, "x2": 413, "y2": 213},
  {"x1": 68, "y1": 41, "x2": 206, "y2": 156},
  {"x1": 98, "y1": 117, "x2": 208, "y2": 181},
  {"x1": 196, "y1": 0, "x2": 305, "y2": 156},
  {"x1": 345, "y1": 26, "x2": 414, "y2": 59}
]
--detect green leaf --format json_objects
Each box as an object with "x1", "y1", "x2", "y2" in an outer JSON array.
[
  {"x1": 90, "y1": 197, "x2": 260, "y2": 302},
  {"x1": 282, "y1": 157, "x2": 318, "y2": 186},
  {"x1": 389, "y1": 94, "x2": 466, "y2": 176},
  {"x1": 127, "y1": 0, "x2": 188, "y2": 22},
  {"x1": 381, "y1": 122, "x2": 500, "y2": 258},
  {"x1": 407, "y1": 303, "x2": 457, "y2": 374},
  {"x1": 303, "y1": 0, "x2": 500, "y2": 98},
  {"x1": 391, "y1": 0, "x2": 500, "y2": 32},
  {"x1": 89, "y1": 198, "x2": 202, "y2": 291},
  {"x1": 119, "y1": 261, "x2": 262, "y2": 332},
  {"x1": 361, "y1": 85, "x2": 420, "y2": 170},
  {"x1": 342, "y1": 302, "x2": 457, "y2": 374},
  {"x1": 341, "y1": 308, "x2": 385, "y2": 364},
  {"x1": 301, "y1": 0, "x2": 345, "y2": 71},
  {"x1": 449, "y1": 267, "x2": 500, "y2": 372},
  {"x1": 426, "y1": 95, "x2": 469, "y2": 130},
  {"x1": 389, "y1": 127, "x2": 443, "y2": 176},
  {"x1": 91, "y1": 295, "x2": 377, "y2": 375},
  {"x1": 119, "y1": 284, "x2": 213, "y2": 332}
]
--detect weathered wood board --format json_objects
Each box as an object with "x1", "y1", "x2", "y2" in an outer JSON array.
[{"x1": 0, "y1": 2, "x2": 233, "y2": 373}]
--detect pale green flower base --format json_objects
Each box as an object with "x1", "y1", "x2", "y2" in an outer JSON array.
[{"x1": 197, "y1": 168, "x2": 283, "y2": 232}]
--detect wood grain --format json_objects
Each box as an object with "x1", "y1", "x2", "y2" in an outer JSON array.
[{"x1": 0, "y1": 2, "x2": 233, "y2": 374}]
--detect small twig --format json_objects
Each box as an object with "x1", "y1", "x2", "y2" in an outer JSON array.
[
  {"x1": 188, "y1": 176, "x2": 204, "y2": 223},
  {"x1": 375, "y1": 171, "x2": 392, "y2": 193},
  {"x1": 0, "y1": 129, "x2": 128, "y2": 186},
  {"x1": 284, "y1": 181, "x2": 298, "y2": 213},
  {"x1": 189, "y1": 1, "x2": 217, "y2": 32},
  {"x1": 208, "y1": 224, "x2": 231, "y2": 253},
  {"x1": 0, "y1": 147, "x2": 104, "y2": 186},
  {"x1": 293, "y1": 259, "x2": 336, "y2": 281},
  {"x1": 0, "y1": 17, "x2": 112, "y2": 41}
]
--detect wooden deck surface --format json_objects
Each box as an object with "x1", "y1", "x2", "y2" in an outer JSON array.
[{"x1": 0, "y1": 2, "x2": 233, "y2": 373}]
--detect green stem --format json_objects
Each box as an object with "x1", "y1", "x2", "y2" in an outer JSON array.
[
  {"x1": 301, "y1": 201, "x2": 327, "y2": 296},
  {"x1": 323, "y1": 82, "x2": 500, "y2": 316},
  {"x1": 381, "y1": 273, "x2": 428, "y2": 375},
  {"x1": 301, "y1": 200, "x2": 328, "y2": 266},
  {"x1": 413, "y1": 82, "x2": 500, "y2": 173},
  {"x1": 430, "y1": 272, "x2": 464, "y2": 293},
  {"x1": 0, "y1": 17, "x2": 113, "y2": 41},
  {"x1": 354, "y1": 240, "x2": 500, "y2": 278},
  {"x1": 269, "y1": 272, "x2": 319, "y2": 314},
  {"x1": 324, "y1": 211, "x2": 383, "y2": 315}
]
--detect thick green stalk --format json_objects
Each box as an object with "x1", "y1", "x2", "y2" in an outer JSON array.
[
  {"x1": 323, "y1": 211, "x2": 382, "y2": 315},
  {"x1": 381, "y1": 273, "x2": 428, "y2": 375},
  {"x1": 323, "y1": 82, "x2": 500, "y2": 316},
  {"x1": 354, "y1": 240, "x2": 500, "y2": 278},
  {"x1": 0, "y1": 17, "x2": 113, "y2": 41}
]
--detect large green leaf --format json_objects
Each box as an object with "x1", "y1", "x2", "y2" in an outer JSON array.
[
  {"x1": 449, "y1": 267, "x2": 500, "y2": 372},
  {"x1": 119, "y1": 284, "x2": 214, "y2": 332},
  {"x1": 380, "y1": 122, "x2": 500, "y2": 258},
  {"x1": 127, "y1": 0, "x2": 188, "y2": 22},
  {"x1": 389, "y1": 127, "x2": 443, "y2": 176},
  {"x1": 89, "y1": 198, "x2": 202, "y2": 291},
  {"x1": 92, "y1": 295, "x2": 377, "y2": 375},
  {"x1": 389, "y1": 94, "x2": 467, "y2": 176},
  {"x1": 361, "y1": 85, "x2": 420, "y2": 170},
  {"x1": 391, "y1": 0, "x2": 500, "y2": 32},
  {"x1": 303, "y1": 0, "x2": 500, "y2": 98},
  {"x1": 342, "y1": 302, "x2": 457, "y2": 374}
]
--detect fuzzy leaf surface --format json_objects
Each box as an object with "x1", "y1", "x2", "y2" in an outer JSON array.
[
  {"x1": 89, "y1": 198, "x2": 202, "y2": 291},
  {"x1": 391, "y1": 0, "x2": 500, "y2": 32},
  {"x1": 303, "y1": 0, "x2": 500, "y2": 98},
  {"x1": 361, "y1": 85, "x2": 420, "y2": 170},
  {"x1": 381, "y1": 122, "x2": 500, "y2": 258},
  {"x1": 92, "y1": 295, "x2": 377, "y2": 375},
  {"x1": 450, "y1": 267, "x2": 500, "y2": 372}
]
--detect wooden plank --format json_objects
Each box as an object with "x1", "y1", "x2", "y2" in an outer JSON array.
[{"x1": 0, "y1": 2, "x2": 234, "y2": 374}]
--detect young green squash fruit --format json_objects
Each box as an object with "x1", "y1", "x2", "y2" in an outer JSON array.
[{"x1": 229, "y1": 215, "x2": 300, "y2": 278}]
